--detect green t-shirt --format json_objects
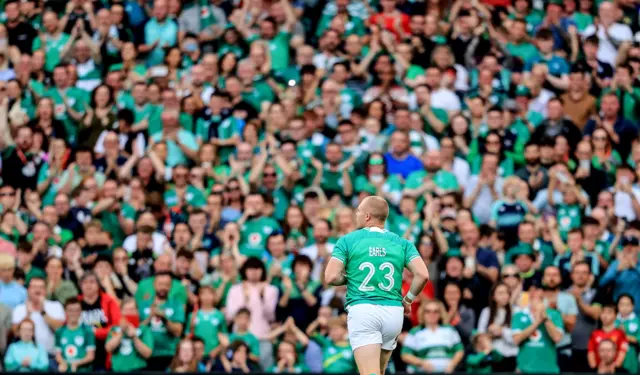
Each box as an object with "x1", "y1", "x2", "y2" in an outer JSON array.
[
  {"x1": 186, "y1": 308, "x2": 227, "y2": 354},
  {"x1": 247, "y1": 32, "x2": 291, "y2": 72},
  {"x1": 556, "y1": 203, "x2": 582, "y2": 240},
  {"x1": 228, "y1": 331, "x2": 260, "y2": 358},
  {"x1": 138, "y1": 299, "x2": 185, "y2": 357},
  {"x1": 507, "y1": 42, "x2": 539, "y2": 64},
  {"x1": 108, "y1": 325, "x2": 154, "y2": 372},
  {"x1": 164, "y1": 185, "x2": 207, "y2": 209},
  {"x1": 404, "y1": 169, "x2": 460, "y2": 210},
  {"x1": 311, "y1": 334, "x2": 356, "y2": 373},
  {"x1": 616, "y1": 313, "x2": 640, "y2": 374},
  {"x1": 32, "y1": 33, "x2": 71, "y2": 72},
  {"x1": 43, "y1": 86, "x2": 88, "y2": 145},
  {"x1": 55, "y1": 324, "x2": 96, "y2": 371},
  {"x1": 332, "y1": 227, "x2": 419, "y2": 308},
  {"x1": 240, "y1": 216, "x2": 281, "y2": 258},
  {"x1": 511, "y1": 307, "x2": 564, "y2": 373},
  {"x1": 268, "y1": 364, "x2": 310, "y2": 373}
]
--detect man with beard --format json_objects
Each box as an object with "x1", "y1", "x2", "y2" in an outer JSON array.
[
  {"x1": 54, "y1": 193, "x2": 83, "y2": 239},
  {"x1": 301, "y1": 219, "x2": 335, "y2": 281},
  {"x1": 163, "y1": 165, "x2": 206, "y2": 214},
  {"x1": 239, "y1": 192, "x2": 281, "y2": 258},
  {"x1": 312, "y1": 142, "x2": 354, "y2": 201},
  {"x1": 43, "y1": 64, "x2": 88, "y2": 145},
  {"x1": 313, "y1": 29, "x2": 341, "y2": 72},
  {"x1": 542, "y1": 266, "x2": 578, "y2": 371},
  {"x1": 5, "y1": 0, "x2": 37, "y2": 55},
  {"x1": 2, "y1": 126, "x2": 44, "y2": 190},
  {"x1": 138, "y1": 271, "x2": 185, "y2": 371},
  {"x1": 135, "y1": 253, "x2": 188, "y2": 307},
  {"x1": 573, "y1": 141, "x2": 608, "y2": 207},
  {"x1": 404, "y1": 149, "x2": 459, "y2": 210},
  {"x1": 383, "y1": 131, "x2": 422, "y2": 179},
  {"x1": 515, "y1": 143, "x2": 548, "y2": 199},
  {"x1": 195, "y1": 90, "x2": 232, "y2": 144}
]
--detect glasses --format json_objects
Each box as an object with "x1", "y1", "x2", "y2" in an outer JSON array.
[
  {"x1": 264, "y1": 173, "x2": 277, "y2": 177},
  {"x1": 226, "y1": 186, "x2": 240, "y2": 192},
  {"x1": 486, "y1": 139, "x2": 501, "y2": 145},
  {"x1": 83, "y1": 185, "x2": 97, "y2": 190},
  {"x1": 441, "y1": 203, "x2": 455, "y2": 209},
  {"x1": 190, "y1": 174, "x2": 202, "y2": 179},
  {"x1": 593, "y1": 136, "x2": 607, "y2": 141},
  {"x1": 502, "y1": 273, "x2": 519, "y2": 278},
  {"x1": 421, "y1": 241, "x2": 433, "y2": 246}
]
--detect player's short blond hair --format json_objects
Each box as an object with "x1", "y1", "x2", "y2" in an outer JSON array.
[{"x1": 361, "y1": 196, "x2": 389, "y2": 222}]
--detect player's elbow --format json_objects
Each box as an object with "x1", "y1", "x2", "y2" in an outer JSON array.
[
  {"x1": 324, "y1": 269, "x2": 340, "y2": 285},
  {"x1": 413, "y1": 263, "x2": 430, "y2": 283}
]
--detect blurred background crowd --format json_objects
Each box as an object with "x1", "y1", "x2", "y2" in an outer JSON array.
[{"x1": 1, "y1": 0, "x2": 640, "y2": 372}]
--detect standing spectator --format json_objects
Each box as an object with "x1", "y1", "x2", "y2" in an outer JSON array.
[
  {"x1": 44, "y1": 256, "x2": 78, "y2": 304},
  {"x1": 442, "y1": 282, "x2": 476, "y2": 344},
  {"x1": 11, "y1": 276, "x2": 65, "y2": 356},
  {"x1": 584, "y1": 93, "x2": 638, "y2": 160},
  {"x1": 135, "y1": 254, "x2": 188, "y2": 307},
  {"x1": 511, "y1": 287, "x2": 564, "y2": 373},
  {"x1": 588, "y1": 304, "x2": 628, "y2": 371},
  {"x1": 138, "y1": 272, "x2": 185, "y2": 371},
  {"x1": 225, "y1": 257, "x2": 278, "y2": 368},
  {"x1": 596, "y1": 339, "x2": 626, "y2": 375},
  {"x1": 54, "y1": 297, "x2": 96, "y2": 372},
  {"x1": 601, "y1": 233, "x2": 640, "y2": 314},
  {"x1": 3, "y1": 318, "x2": 48, "y2": 371},
  {"x1": 185, "y1": 286, "x2": 227, "y2": 361},
  {"x1": 464, "y1": 153, "x2": 504, "y2": 224},
  {"x1": 383, "y1": 131, "x2": 423, "y2": 179},
  {"x1": 616, "y1": 295, "x2": 640, "y2": 373},
  {"x1": 78, "y1": 272, "x2": 120, "y2": 370},
  {"x1": 105, "y1": 299, "x2": 154, "y2": 372},
  {"x1": 582, "y1": 2, "x2": 633, "y2": 66},
  {"x1": 401, "y1": 301, "x2": 465, "y2": 373},
  {"x1": 278, "y1": 255, "x2": 321, "y2": 331},
  {"x1": 477, "y1": 283, "x2": 518, "y2": 371},
  {"x1": 569, "y1": 261, "x2": 605, "y2": 372},
  {"x1": 300, "y1": 220, "x2": 335, "y2": 281},
  {"x1": 541, "y1": 266, "x2": 578, "y2": 370}
]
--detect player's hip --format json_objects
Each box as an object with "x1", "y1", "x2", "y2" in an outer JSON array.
[{"x1": 346, "y1": 304, "x2": 404, "y2": 326}]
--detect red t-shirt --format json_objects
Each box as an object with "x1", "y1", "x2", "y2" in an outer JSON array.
[
  {"x1": 588, "y1": 328, "x2": 629, "y2": 366},
  {"x1": 368, "y1": 13, "x2": 410, "y2": 41},
  {"x1": 401, "y1": 280, "x2": 435, "y2": 325}
]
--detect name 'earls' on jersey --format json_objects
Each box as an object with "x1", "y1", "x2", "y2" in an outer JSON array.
[{"x1": 332, "y1": 227, "x2": 420, "y2": 308}]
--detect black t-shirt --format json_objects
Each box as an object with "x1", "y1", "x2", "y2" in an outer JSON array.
[
  {"x1": 7, "y1": 21, "x2": 38, "y2": 54},
  {"x1": 1, "y1": 147, "x2": 44, "y2": 190}
]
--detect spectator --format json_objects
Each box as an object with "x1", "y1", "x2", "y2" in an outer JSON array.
[
  {"x1": 588, "y1": 304, "x2": 628, "y2": 371},
  {"x1": 139, "y1": 271, "x2": 185, "y2": 371},
  {"x1": 303, "y1": 316, "x2": 356, "y2": 373},
  {"x1": 44, "y1": 256, "x2": 78, "y2": 304},
  {"x1": 185, "y1": 286, "x2": 227, "y2": 360},
  {"x1": 601, "y1": 232, "x2": 640, "y2": 314},
  {"x1": 442, "y1": 282, "x2": 476, "y2": 344},
  {"x1": 569, "y1": 260, "x2": 606, "y2": 372},
  {"x1": 168, "y1": 339, "x2": 204, "y2": 372},
  {"x1": 477, "y1": 283, "x2": 518, "y2": 371},
  {"x1": 78, "y1": 271, "x2": 120, "y2": 370},
  {"x1": 11, "y1": 276, "x2": 65, "y2": 356},
  {"x1": 0, "y1": 303, "x2": 9, "y2": 370},
  {"x1": 511, "y1": 287, "x2": 564, "y2": 373},
  {"x1": 0, "y1": 253, "x2": 26, "y2": 309},
  {"x1": 3, "y1": 318, "x2": 49, "y2": 371},
  {"x1": 278, "y1": 255, "x2": 321, "y2": 331},
  {"x1": 54, "y1": 297, "x2": 96, "y2": 372},
  {"x1": 616, "y1": 294, "x2": 640, "y2": 373},
  {"x1": 401, "y1": 301, "x2": 464, "y2": 373},
  {"x1": 105, "y1": 299, "x2": 154, "y2": 372}
]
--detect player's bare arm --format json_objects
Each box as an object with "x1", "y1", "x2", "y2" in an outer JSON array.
[
  {"x1": 325, "y1": 257, "x2": 347, "y2": 286},
  {"x1": 403, "y1": 256, "x2": 430, "y2": 314}
]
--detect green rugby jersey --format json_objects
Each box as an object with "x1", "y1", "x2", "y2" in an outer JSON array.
[{"x1": 332, "y1": 227, "x2": 420, "y2": 308}]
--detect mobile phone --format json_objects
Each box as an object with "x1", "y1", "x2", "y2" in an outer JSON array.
[{"x1": 579, "y1": 159, "x2": 591, "y2": 172}]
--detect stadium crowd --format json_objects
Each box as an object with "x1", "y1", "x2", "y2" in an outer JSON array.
[{"x1": 1, "y1": 0, "x2": 640, "y2": 372}]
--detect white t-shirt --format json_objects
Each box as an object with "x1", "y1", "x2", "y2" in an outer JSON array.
[
  {"x1": 12, "y1": 300, "x2": 65, "y2": 354},
  {"x1": 582, "y1": 23, "x2": 633, "y2": 66},
  {"x1": 431, "y1": 88, "x2": 461, "y2": 112},
  {"x1": 122, "y1": 232, "x2": 169, "y2": 258},
  {"x1": 613, "y1": 186, "x2": 640, "y2": 222}
]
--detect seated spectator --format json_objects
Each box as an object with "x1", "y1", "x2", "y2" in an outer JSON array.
[
  {"x1": 105, "y1": 299, "x2": 153, "y2": 372},
  {"x1": 3, "y1": 318, "x2": 48, "y2": 371},
  {"x1": 220, "y1": 341, "x2": 253, "y2": 374},
  {"x1": 442, "y1": 282, "x2": 475, "y2": 344},
  {"x1": 302, "y1": 316, "x2": 356, "y2": 373},
  {"x1": 466, "y1": 332, "x2": 504, "y2": 373},
  {"x1": 185, "y1": 286, "x2": 227, "y2": 361}
]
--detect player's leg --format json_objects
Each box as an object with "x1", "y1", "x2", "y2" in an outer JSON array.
[
  {"x1": 354, "y1": 343, "x2": 382, "y2": 375},
  {"x1": 379, "y1": 306, "x2": 405, "y2": 375},
  {"x1": 348, "y1": 305, "x2": 384, "y2": 375},
  {"x1": 379, "y1": 349, "x2": 394, "y2": 375}
]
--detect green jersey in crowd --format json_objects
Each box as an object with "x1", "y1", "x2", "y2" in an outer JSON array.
[
  {"x1": 107, "y1": 325, "x2": 155, "y2": 372},
  {"x1": 616, "y1": 313, "x2": 640, "y2": 373},
  {"x1": 511, "y1": 307, "x2": 564, "y2": 374},
  {"x1": 331, "y1": 227, "x2": 420, "y2": 308},
  {"x1": 228, "y1": 331, "x2": 261, "y2": 359},
  {"x1": 311, "y1": 334, "x2": 356, "y2": 373},
  {"x1": 55, "y1": 324, "x2": 96, "y2": 372},
  {"x1": 138, "y1": 299, "x2": 185, "y2": 358},
  {"x1": 186, "y1": 308, "x2": 227, "y2": 354}
]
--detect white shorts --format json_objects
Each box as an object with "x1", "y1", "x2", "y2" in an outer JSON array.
[{"x1": 346, "y1": 304, "x2": 404, "y2": 351}]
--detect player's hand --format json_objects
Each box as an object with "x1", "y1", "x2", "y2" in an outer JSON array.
[{"x1": 402, "y1": 298, "x2": 412, "y2": 316}]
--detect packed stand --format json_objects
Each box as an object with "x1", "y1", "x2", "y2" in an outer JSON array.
[{"x1": 1, "y1": 0, "x2": 640, "y2": 372}]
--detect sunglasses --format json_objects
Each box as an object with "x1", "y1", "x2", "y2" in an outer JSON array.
[
  {"x1": 226, "y1": 186, "x2": 240, "y2": 192},
  {"x1": 0, "y1": 192, "x2": 15, "y2": 197},
  {"x1": 264, "y1": 173, "x2": 277, "y2": 177},
  {"x1": 502, "y1": 273, "x2": 519, "y2": 278}
]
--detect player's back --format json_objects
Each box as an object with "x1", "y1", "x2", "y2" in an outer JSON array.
[{"x1": 332, "y1": 227, "x2": 419, "y2": 308}]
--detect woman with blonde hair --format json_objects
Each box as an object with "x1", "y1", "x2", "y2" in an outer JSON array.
[
  {"x1": 333, "y1": 207, "x2": 356, "y2": 237},
  {"x1": 402, "y1": 300, "x2": 464, "y2": 373}
]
